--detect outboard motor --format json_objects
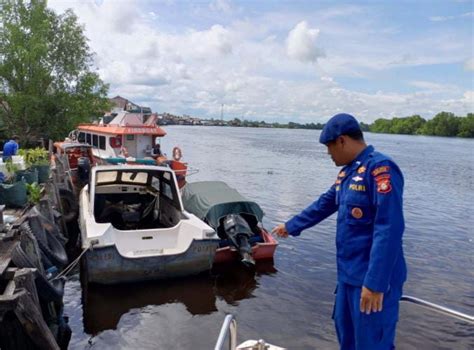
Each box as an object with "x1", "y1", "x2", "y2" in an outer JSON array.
[
  {"x1": 223, "y1": 214, "x2": 255, "y2": 267},
  {"x1": 77, "y1": 157, "x2": 91, "y2": 184}
]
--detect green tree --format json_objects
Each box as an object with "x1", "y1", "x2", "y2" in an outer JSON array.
[
  {"x1": 390, "y1": 115, "x2": 426, "y2": 134},
  {"x1": 421, "y1": 112, "x2": 460, "y2": 137},
  {"x1": 370, "y1": 118, "x2": 392, "y2": 133},
  {"x1": 0, "y1": 0, "x2": 109, "y2": 144},
  {"x1": 457, "y1": 113, "x2": 474, "y2": 137}
]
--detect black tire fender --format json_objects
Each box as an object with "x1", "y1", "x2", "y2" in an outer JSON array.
[
  {"x1": 59, "y1": 188, "x2": 78, "y2": 223},
  {"x1": 26, "y1": 217, "x2": 68, "y2": 268},
  {"x1": 11, "y1": 244, "x2": 65, "y2": 302},
  {"x1": 35, "y1": 275, "x2": 66, "y2": 303},
  {"x1": 36, "y1": 228, "x2": 68, "y2": 268}
]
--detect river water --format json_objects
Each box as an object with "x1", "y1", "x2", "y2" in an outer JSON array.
[{"x1": 64, "y1": 126, "x2": 474, "y2": 349}]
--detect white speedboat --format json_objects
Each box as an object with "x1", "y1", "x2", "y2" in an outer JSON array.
[{"x1": 79, "y1": 164, "x2": 219, "y2": 284}]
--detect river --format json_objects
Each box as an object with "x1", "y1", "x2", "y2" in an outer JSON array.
[{"x1": 64, "y1": 126, "x2": 474, "y2": 349}]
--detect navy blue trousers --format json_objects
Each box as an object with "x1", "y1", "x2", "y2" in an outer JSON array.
[{"x1": 333, "y1": 283, "x2": 402, "y2": 350}]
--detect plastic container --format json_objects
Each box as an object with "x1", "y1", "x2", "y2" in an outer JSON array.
[
  {"x1": 15, "y1": 168, "x2": 39, "y2": 184},
  {"x1": 0, "y1": 180, "x2": 28, "y2": 207}
]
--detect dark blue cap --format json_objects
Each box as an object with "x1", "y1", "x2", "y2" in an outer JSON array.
[{"x1": 319, "y1": 113, "x2": 361, "y2": 144}]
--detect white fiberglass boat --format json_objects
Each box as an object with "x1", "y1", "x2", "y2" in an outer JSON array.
[{"x1": 79, "y1": 164, "x2": 219, "y2": 284}]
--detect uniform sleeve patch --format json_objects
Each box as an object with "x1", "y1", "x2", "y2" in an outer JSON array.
[
  {"x1": 376, "y1": 178, "x2": 392, "y2": 194},
  {"x1": 375, "y1": 174, "x2": 391, "y2": 182},
  {"x1": 372, "y1": 166, "x2": 390, "y2": 177}
]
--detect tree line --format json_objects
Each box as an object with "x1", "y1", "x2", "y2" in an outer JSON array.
[
  {"x1": 369, "y1": 112, "x2": 474, "y2": 137},
  {"x1": 229, "y1": 112, "x2": 474, "y2": 138}
]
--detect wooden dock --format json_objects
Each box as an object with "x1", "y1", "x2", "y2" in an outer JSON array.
[{"x1": 0, "y1": 152, "x2": 75, "y2": 350}]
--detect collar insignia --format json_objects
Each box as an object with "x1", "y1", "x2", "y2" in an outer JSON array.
[{"x1": 357, "y1": 166, "x2": 366, "y2": 174}]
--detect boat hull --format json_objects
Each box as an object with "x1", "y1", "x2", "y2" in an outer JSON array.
[
  {"x1": 83, "y1": 239, "x2": 219, "y2": 284},
  {"x1": 213, "y1": 229, "x2": 278, "y2": 265}
]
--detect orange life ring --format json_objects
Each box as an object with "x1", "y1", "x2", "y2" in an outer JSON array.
[{"x1": 172, "y1": 146, "x2": 182, "y2": 161}]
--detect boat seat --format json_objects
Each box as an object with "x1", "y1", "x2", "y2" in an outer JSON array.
[{"x1": 122, "y1": 211, "x2": 141, "y2": 223}]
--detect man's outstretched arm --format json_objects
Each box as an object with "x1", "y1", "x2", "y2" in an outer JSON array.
[{"x1": 273, "y1": 185, "x2": 338, "y2": 237}]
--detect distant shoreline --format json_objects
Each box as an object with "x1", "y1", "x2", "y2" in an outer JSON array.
[
  {"x1": 161, "y1": 112, "x2": 474, "y2": 139},
  {"x1": 167, "y1": 123, "x2": 474, "y2": 139}
]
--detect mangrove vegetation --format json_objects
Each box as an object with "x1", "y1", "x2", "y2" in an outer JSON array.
[{"x1": 0, "y1": 0, "x2": 109, "y2": 144}]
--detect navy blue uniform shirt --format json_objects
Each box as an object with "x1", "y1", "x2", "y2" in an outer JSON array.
[
  {"x1": 2, "y1": 139, "x2": 18, "y2": 157},
  {"x1": 285, "y1": 145, "x2": 407, "y2": 292}
]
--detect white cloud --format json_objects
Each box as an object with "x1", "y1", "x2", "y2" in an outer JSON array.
[
  {"x1": 209, "y1": 0, "x2": 234, "y2": 13},
  {"x1": 46, "y1": 1, "x2": 472, "y2": 122},
  {"x1": 464, "y1": 58, "x2": 474, "y2": 71},
  {"x1": 320, "y1": 76, "x2": 334, "y2": 83},
  {"x1": 286, "y1": 21, "x2": 325, "y2": 63},
  {"x1": 461, "y1": 90, "x2": 474, "y2": 103},
  {"x1": 408, "y1": 81, "x2": 460, "y2": 94},
  {"x1": 429, "y1": 11, "x2": 473, "y2": 22},
  {"x1": 188, "y1": 25, "x2": 233, "y2": 56}
]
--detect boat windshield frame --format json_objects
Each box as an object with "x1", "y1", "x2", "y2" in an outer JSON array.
[{"x1": 90, "y1": 165, "x2": 183, "y2": 214}]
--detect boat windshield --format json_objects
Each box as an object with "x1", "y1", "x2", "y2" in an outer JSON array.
[
  {"x1": 96, "y1": 170, "x2": 149, "y2": 185},
  {"x1": 92, "y1": 168, "x2": 184, "y2": 228}
]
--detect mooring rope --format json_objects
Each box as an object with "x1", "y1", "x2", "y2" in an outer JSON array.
[{"x1": 52, "y1": 243, "x2": 93, "y2": 281}]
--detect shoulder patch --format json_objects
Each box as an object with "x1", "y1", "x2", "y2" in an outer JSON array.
[
  {"x1": 372, "y1": 166, "x2": 390, "y2": 177},
  {"x1": 375, "y1": 174, "x2": 391, "y2": 182},
  {"x1": 376, "y1": 178, "x2": 392, "y2": 194}
]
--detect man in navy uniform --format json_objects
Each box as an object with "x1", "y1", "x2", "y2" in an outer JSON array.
[{"x1": 273, "y1": 113, "x2": 407, "y2": 350}]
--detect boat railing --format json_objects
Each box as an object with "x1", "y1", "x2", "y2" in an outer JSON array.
[
  {"x1": 215, "y1": 297, "x2": 473, "y2": 350},
  {"x1": 173, "y1": 166, "x2": 199, "y2": 176},
  {"x1": 215, "y1": 314, "x2": 285, "y2": 350},
  {"x1": 401, "y1": 295, "x2": 474, "y2": 324},
  {"x1": 215, "y1": 314, "x2": 237, "y2": 350}
]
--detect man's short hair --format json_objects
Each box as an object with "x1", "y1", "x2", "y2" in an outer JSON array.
[
  {"x1": 12, "y1": 135, "x2": 19, "y2": 140},
  {"x1": 345, "y1": 130, "x2": 364, "y2": 141}
]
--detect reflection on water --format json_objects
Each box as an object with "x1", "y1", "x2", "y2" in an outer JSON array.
[{"x1": 81, "y1": 262, "x2": 277, "y2": 335}]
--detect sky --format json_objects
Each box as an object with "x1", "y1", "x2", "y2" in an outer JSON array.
[{"x1": 48, "y1": 0, "x2": 473, "y2": 123}]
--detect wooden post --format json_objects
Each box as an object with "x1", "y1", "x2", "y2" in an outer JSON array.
[
  {"x1": 0, "y1": 268, "x2": 60, "y2": 350},
  {"x1": 0, "y1": 240, "x2": 18, "y2": 277},
  {"x1": 12, "y1": 269, "x2": 60, "y2": 350}
]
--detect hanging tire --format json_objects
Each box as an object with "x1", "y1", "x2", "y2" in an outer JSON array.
[
  {"x1": 59, "y1": 188, "x2": 78, "y2": 223},
  {"x1": 35, "y1": 275, "x2": 66, "y2": 303},
  {"x1": 36, "y1": 228, "x2": 68, "y2": 268},
  {"x1": 25, "y1": 218, "x2": 68, "y2": 268},
  {"x1": 11, "y1": 245, "x2": 65, "y2": 302}
]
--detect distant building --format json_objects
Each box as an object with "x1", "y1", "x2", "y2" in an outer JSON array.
[{"x1": 109, "y1": 96, "x2": 151, "y2": 116}]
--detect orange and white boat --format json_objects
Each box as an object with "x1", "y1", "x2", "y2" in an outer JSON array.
[{"x1": 70, "y1": 111, "x2": 188, "y2": 188}]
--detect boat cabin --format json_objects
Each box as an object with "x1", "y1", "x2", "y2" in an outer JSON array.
[
  {"x1": 89, "y1": 165, "x2": 184, "y2": 230},
  {"x1": 75, "y1": 111, "x2": 166, "y2": 161}
]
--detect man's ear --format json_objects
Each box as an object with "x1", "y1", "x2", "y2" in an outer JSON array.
[{"x1": 338, "y1": 135, "x2": 346, "y2": 146}]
